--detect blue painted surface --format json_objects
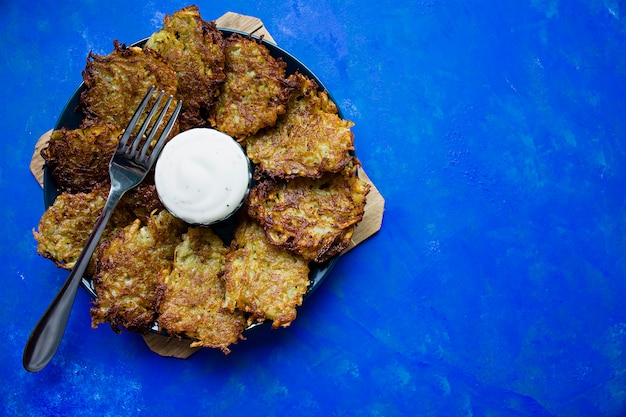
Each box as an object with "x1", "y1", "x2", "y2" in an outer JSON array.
[{"x1": 2, "y1": 0, "x2": 626, "y2": 415}]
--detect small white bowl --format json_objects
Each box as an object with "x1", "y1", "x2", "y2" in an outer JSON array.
[{"x1": 154, "y1": 128, "x2": 252, "y2": 225}]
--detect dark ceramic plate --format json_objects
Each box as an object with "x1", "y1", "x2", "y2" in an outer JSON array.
[{"x1": 44, "y1": 29, "x2": 340, "y2": 324}]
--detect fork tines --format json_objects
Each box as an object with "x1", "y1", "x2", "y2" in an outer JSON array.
[{"x1": 118, "y1": 86, "x2": 179, "y2": 163}]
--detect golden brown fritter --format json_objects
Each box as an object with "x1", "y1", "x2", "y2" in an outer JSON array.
[
  {"x1": 34, "y1": 184, "x2": 107, "y2": 270},
  {"x1": 80, "y1": 40, "x2": 178, "y2": 129},
  {"x1": 157, "y1": 227, "x2": 246, "y2": 353},
  {"x1": 222, "y1": 218, "x2": 310, "y2": 329},
  {"x1": 210, "y1": 34, "x2": 294, "y2": 140},
  {"x1": 247, "y1": 166, "x2": 370, "y2": 263},
  {"x1": 34, "y1": 182, "x2": 165, "y2": 273},
  {"x1": 145, "y1": 5, "x2": 225, "y2": 131},
  {"x1": 42, "y1": 123, "x2": 121, "y2": 193},
  {"x1": 90, "y1": 210, "x2": 186, "y2": 333},
  {"x1": 33, "y1": 183, "x2": 135, "y2": 271},
  {"x1": 246, "y1": 72, "x2": 355, "y2": 179}
]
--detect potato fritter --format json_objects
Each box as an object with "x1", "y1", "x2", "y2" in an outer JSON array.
[
  {"x1": 80, "y1": 40, "x2": 178, "y2": 129},
  {"x1": 42, "y1": 123, "x2": 121, "y2": 193},
  {"x1": 33, "y1": 183, "x2": 136, "y2": 271},
  {"x1": 222, "y1": 218, "x2": 310, "y2": 328},
  {"x1": 247, "y1": 166, "x2": 370, "y2": 263},
  {"x1": 34, "y1": 182, "x2": 165, "y2": 274},
  {"x1": 246, "y1": 72, "x2": 355, "y2": 179},
  {"x1": 210, "y1": 34, "x2": 294, "y2": 140},
  {"x1": 90, "y1": 210, "x2": 186, "y2": 333},
  {"x1": 157, "y1": 227, "x2": 246, "y2": 353},
  {"x1": 145, "y1": 5, "x2": 225, "y2": 131}
]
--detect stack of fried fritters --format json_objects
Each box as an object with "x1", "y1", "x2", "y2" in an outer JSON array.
[{"x1": 34, "y1": 5, "x2": 369, "y2": 353}]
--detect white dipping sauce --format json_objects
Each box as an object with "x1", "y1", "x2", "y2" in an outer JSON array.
[{"x1": 154, "y1": 128, "x2": 251, "y2": 225}]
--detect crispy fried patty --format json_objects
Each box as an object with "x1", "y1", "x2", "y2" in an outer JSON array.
[
  {"x1": 210, "y1": 34, "x2": 294, "y2": 140},
  {"x1": 34, "y1": 183, "x2": 115, "y2": 271},
  {"x1": 80, "y1": 40, "x2": 178, "y2": 129},
  {"x1": 42, "y1": 123, "x2": 121, "y2": 193},
  {"x1": 157, "y1": 227, "x2": 246, "y2": 352},
  {"x1": 34, "y1": 182, "x2": 165, "y2": 272},
  {"x1": 90, "y1": 210, "x2": 186, "y2": 333},
  {"x1": 222, "y1": 218, "x2": 310, "y2": 328},
  {"x1": 247, "y1": 166, "x2": 370, "y2": 263},
  {"x1": 145, "y1": 5, "x2": 225, "y2": 131},
  {"x1": 246, "y1": 73, "x2": 355, "y2": 179}
]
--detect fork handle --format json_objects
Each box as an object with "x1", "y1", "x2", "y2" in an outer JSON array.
[{"x1": 23, "y1": 188, "x2": 124, "y2": 372}]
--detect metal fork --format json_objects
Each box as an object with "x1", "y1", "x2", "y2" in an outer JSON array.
[{"x1": 23, "y1": 86, "x2": 182, "y2": 372}]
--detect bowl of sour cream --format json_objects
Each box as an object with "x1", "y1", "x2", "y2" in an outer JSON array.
[{"x1": 154, "y1": 128, "x2": 252, "y2": 225}]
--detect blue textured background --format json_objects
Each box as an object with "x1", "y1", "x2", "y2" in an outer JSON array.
[{"x1": 2, "y1": 1, "x2": 626, "y2": 416}]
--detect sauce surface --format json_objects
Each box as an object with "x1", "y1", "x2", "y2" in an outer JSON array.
[{"x1": 154, "y1": 128, "x2": 251, "y2": 225}]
